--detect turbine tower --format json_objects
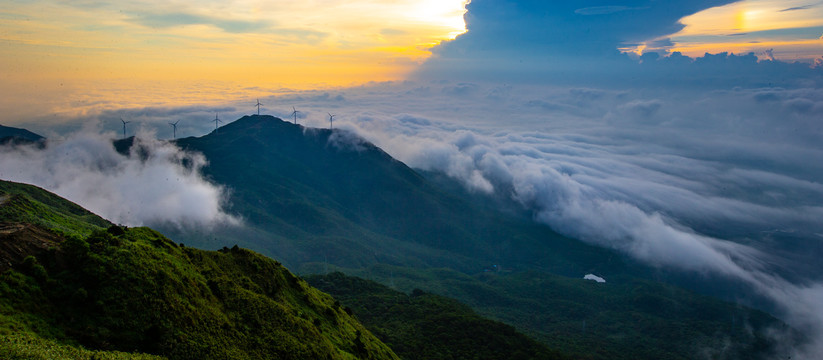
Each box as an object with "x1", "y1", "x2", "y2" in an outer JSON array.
[
  {"x1": 255, "y1": 99, "x2": 263, "y2": 115},
  {"x1": 120, "y1": 118, "x2": 131, "y2": 139},
  {"x1": 212, "y1": 112, "x2": 223, "y2": 133},
  {"x1": 328, "y1": 113, "x2": 335, "y2": 130},
  {"x1": 169, "y1": 120, "x2": 180, "y2": 139},
  {"x1": 291, "y1": 106, "x2": 299, "y2": 124}
]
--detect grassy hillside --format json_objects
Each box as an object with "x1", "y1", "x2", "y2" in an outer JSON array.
[
  {"x1": 307, "y1": 272, "x2": 570, "y2": 360},
  {"x1": 0, "y1": 180, "x2": 111, "y2": 237},
  {"x1": 0, "y1": 180, "x2": 399, "y2": 360}
]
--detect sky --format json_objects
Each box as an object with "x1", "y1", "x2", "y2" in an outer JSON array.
[
  {"x1": 2, "y1": 0, "x2": 823, "y2": 358},
  {"x1": 1, "y1": 0, "x2": 822, "y2": 126}
]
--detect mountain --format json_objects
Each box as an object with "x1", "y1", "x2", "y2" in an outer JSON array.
[
  {"x1": 0, "y1": 124, "x2": 45, "y2": 146},
  {"x1": 170, "y1": 115, "x2": 622, "y2": 275},
  {"x1": 0, "y1": 180, "x2": 399, "y2": 360},
  {"x1": 147, "y1": 115, "x2": 797, "y2": 359},
  {"x1": 307, "y1": 272, "x2": 570, "y2": 360}
]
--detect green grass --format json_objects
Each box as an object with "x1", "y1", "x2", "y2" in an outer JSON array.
[
  {"x1": 0, "y1": 332, "x2": 165, "y2": 360},
  {"x1": 0, "y1": 227, "x2": 398, "y2": 360},
  {"x1": 0, "y1": 180, "x2": 110, "y2": 237}
]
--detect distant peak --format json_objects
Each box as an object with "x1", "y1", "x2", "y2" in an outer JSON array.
[{"x1": 0, "y1": 124, "x2": 45, "y2": 142}]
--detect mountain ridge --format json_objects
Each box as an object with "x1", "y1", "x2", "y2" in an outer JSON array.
[{"x1": 167, "y1": 114, "x2": 620, "y2": 276}]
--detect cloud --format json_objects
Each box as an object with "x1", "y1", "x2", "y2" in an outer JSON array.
[
  {"x1": 326, "y1": 129, "x2": 368, "y2": 152},
  {"x1": 763, "y1": 48, "x2": 776, "y2": 61},
  {"x1": 0, "y1": 130, "x2": 238, "y2": 228},
  {"x1": 584, "y1": 274, "x2": 606, "y2": 282},
  {"x1": 131, "y1": 12, "x2": 273, "y2": 33},
  {"x1": 780, "y1": 4, "x2": 818, "y2": 12},
  {"x1": 613, "y1": 99, "x2": 663, "y2": 121},
  {"x1": 416, "y1": 0, "x2": 737, "y2": 76}
]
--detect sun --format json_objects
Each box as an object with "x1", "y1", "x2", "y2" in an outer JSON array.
[{"x1": 736, "y1": 9, "x2": 764, "y2": 31}]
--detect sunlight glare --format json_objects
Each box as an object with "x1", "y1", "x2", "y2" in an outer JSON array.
[{"x1": 408, "y1": 0, "x2": 470, "y2": 39}]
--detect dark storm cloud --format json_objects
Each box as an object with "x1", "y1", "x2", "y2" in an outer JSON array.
[
  {"x1": 414, "y1": 1, "x2": 823, "y2": 88},
  {"x1": 415, "y1": 0, "x2": 737, "y2": 79},
  {"x1": 445, "y1": 0, "x2": 736, "y2": 54}
]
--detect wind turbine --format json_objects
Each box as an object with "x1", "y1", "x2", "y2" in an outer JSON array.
[
  {"x1": 328, "y1": 113, "x2": 335, "y2": 129},
  {"x1": 255, "y1": 99, "x2": 263, "y2": 115},
  {"x1": 120, "y1": 118, "x2": 131, "y2": 139},
  {"x1": 212, "y1": 112, "x2": 223, "y2": 133},
  {"x1": 169, "y1": 120, "x2": 179, "y2": 139},
  {"x1": 291, "y1": 106, "x2": 299, "y2": 124}
]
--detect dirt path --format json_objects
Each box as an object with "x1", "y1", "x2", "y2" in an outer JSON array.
[{"x1": 0, "y1": 223, "x2": 62, "y2": 272}]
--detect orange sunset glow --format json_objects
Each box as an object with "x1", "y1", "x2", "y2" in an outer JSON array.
[
  {"x1": 0, "y1": 1, "x2": 469, "y2": 120},
  {"x1": 629, "y1": 0, "x2": 823, "y2": 60}
]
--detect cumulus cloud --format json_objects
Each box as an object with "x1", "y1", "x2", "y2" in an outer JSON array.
[{"x1": 0, "y1": 129, "x2": 238, "y2": 228}]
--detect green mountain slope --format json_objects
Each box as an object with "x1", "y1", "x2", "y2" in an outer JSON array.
[
  {"x1": 0, "y1": 180, "x2": 399, "y2": 360},
  {"x1": 307, "y1": 272, "x2": 570, "y2": 360}
]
